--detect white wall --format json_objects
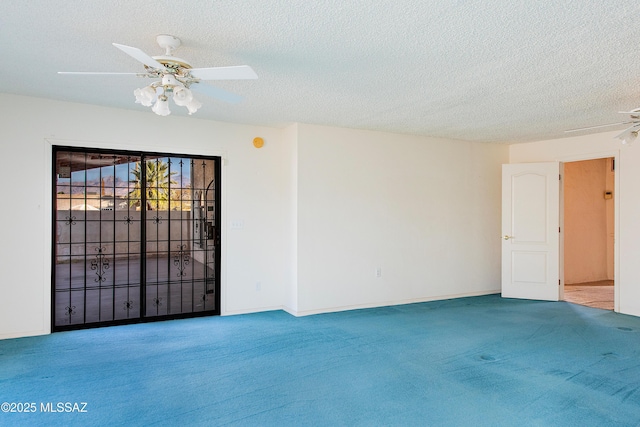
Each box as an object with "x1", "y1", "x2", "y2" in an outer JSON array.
[
  {"x1": 293, "y1": 124, "x2": 508, "y2": 314},
  {"x1": 0, "y1": 93, "x2": 290, "y2": 339},
  {"x1": 0, "y1": 93, "x2": 510, "y2": 338},
  {"x1": 510, "y1": 132, "x2": 640, "y2": 316},
  {"x1": 282, "y1": 123, "x2": 299, "y2": 313}
]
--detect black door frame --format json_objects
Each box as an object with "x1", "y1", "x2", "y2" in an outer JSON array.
[{"x1": 51, "y1": 146, "x2": 221, "y2": 331}]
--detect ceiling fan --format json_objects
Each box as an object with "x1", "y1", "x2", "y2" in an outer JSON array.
[
  {"x1": 59, "y1": 34, "x2": 257, "y2": 116},
  {"x1": 565, "y1": 108, "x2": 640, "y2": 145}
]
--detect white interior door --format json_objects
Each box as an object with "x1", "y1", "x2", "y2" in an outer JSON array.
[{"x1": 502, "y1": 162, "x2": 560, "y2": 301}]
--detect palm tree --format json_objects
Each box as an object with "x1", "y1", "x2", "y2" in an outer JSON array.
[{"x1": 129, "y1": 159, "x2": 178, "y2": 210}]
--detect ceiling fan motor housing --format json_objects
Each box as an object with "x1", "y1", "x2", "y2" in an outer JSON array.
[
  {"x1": 156, "y1": 34, "x2": 181, "y2": 54},
  {"x1": 161, "y1": 74, "x2": 179, "y2": 87}
]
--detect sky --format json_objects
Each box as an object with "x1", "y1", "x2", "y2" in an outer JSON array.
[{"x1": 58, "y1": 157, "x2": 191, "y2": 189}]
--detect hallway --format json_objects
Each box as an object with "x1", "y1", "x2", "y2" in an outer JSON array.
[{"x1": 563, "y1": 280, "x2": 613, "y2": 311}]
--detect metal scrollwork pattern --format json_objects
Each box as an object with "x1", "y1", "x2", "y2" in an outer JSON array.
[
  {"x1": 173, "y1": 244, "x2": 190, "y2": 277},
  {"x1": 90, "y1": 247, "x2": 110, "y2": 283}
]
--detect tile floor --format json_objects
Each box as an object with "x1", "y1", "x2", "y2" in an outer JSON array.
[{"x1": 563, "y1": 280, "x2": 614, "y2": 310}]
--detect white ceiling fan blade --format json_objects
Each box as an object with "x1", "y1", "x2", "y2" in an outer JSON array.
[
  {"x1": 191, "y1": 83, "x2": 244, "y2": 104},
  {"x1": 58, "y1": 71, "x2": 144, "y2": 76},
  {"x1": 564, "y1": 121, "x2": 634, "y2": 133},
  {"x1": 614, "y1": 123, "x2": 640, "y2": 140},
  {"x1": 112, "y1": 43, "x2": 165, "y2": 70},
  {"x1": 619, "y1": 108, "x2": 640, "y2": 114},
  {"x1": 189, "y1": 65, "x2": 257, "y2": 80}
]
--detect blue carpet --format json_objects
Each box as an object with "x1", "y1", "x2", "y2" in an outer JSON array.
[{"x1": 1, "y1": 295, "x2": 640, "y2": 426}]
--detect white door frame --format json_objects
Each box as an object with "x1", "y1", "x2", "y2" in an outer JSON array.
[{"x1": 557, "y1": 150, "x2": 620, "y2": 313}]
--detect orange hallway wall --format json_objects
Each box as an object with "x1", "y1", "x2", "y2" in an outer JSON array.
[{"x1": 564, "y1": 158, "x2": 613, "y2": 284}]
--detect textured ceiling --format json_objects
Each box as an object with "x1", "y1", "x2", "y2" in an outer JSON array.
[{"x1": 2, "y1": 1, "x2": 640, "y2": 143}]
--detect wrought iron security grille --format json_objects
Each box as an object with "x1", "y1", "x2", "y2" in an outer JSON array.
[{"x1": 53, "y1": 148, "x2": 220, "y2": 330}]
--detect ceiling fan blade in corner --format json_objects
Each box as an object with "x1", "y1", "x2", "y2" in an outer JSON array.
[
  {"x1": 191, "y1": 83, "x2": 244, "y2": 104},
  {"x1": 189, "y1": 65, "x2": 258, "y2": 80},
  {"x1": 112, "y1": 43, "x2": 165, "y2": 70},
  {"x1": 58, "y1": 71, "x2": 143, "y2": 76},
  {"x1": 614, "y1": 123, "x2": 640, "y2": 140},
  {"x1": 619, "y1": 107, "x2": 640, "y2": 114},
  {"x1": 564, "y1": 121, "x2": 633, "y2": 133}
]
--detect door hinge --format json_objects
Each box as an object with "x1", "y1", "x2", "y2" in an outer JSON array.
[
  {"x1": 559, "y1": 227, "x2": 561, "y2": 233},
  {"x1": 559, "y1": 279, "x2": 561, "y2": 286},
  {"x1": 559, "y1": 174, "x2": 562, "y2": 180}
]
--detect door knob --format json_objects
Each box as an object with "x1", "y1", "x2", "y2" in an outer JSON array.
[{"x1": 503, "y1": 235, "x2": 513, "y2": 240}]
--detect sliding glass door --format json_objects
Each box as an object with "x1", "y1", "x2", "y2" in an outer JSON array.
[{"x1": 53, "y1": 147, "x2": 220, "y2": 330}]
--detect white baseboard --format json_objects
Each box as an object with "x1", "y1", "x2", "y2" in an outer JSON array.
[
  {"x1": 221, "y1": 304, "x2": 286, "y2": 317},
  {"x1": 2, "y1": 291, "x2": 503, "y2": 340},
  {"x1": 0, "y1": 329, "x2": 49, "y2": 340},
  {"x1": 282, "y1": 289, "x2": 501, "y2": 317}
]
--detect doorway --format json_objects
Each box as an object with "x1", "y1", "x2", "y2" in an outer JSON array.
[
  {"x1": 52, "y1": 147, "x2": 221, "y2": 330},
  {"x1": 562, "y1": 158, "x2": 614, "y2": 310}
]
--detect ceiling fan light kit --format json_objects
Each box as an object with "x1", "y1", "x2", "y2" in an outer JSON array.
[
  {"x1": 59, "y1": 34, "x2": 257, "y2": 117},
  {"x1": 151, "y1": 96, "x2": 171, "y2": 116},
  {"x1": 616, "y1": 128, "x2": 638, "y2": 146},
  {"x1": 134, "y1": 73, "x2": 202, "y2": 116}
]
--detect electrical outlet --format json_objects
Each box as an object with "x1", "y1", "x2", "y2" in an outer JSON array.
[
  {"x1": 255, "y1": 281, "x2": 262, "y2": 291},
  {"x1": 230, "y1": 220, "x2": 244, "y2": 229},
  {"x1": 375, "y1": 267, "x2": 382, "y2": 278}
]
